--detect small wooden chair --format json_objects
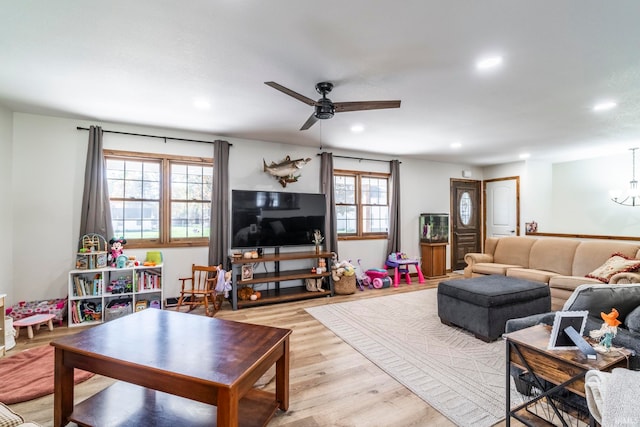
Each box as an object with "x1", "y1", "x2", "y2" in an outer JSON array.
[{"x1": 176, "y1": 264, "x2": 219, "y2": 316}]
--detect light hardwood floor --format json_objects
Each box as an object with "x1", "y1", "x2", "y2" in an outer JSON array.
[{"x1": 7, "y1": 274, "x2": 519, "y2": 426}]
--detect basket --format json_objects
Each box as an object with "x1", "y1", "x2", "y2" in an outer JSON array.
[{"x1": 334, "y1": 275, "x2": 356, "y2": 295}]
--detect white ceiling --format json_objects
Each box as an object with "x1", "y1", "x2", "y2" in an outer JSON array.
[{"x1": 2, "y1": 1, "x2": 640, "y2": 166}]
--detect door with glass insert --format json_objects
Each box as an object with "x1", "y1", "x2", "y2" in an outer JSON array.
[{"x1": 450, "y1": 179, "x2": 481, "y2": 271}]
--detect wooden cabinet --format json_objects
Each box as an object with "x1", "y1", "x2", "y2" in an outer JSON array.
[
  {"x1": 68, "y1": 265, "x2": 163, "y2": 327},
  {"x1": 420, "y1": 243, "x2": 447, "y2": 278},
  {"x1": 230, "y1": 251, "x2": 333, "y2": 310},
  {"x1": 0, "y1": 293, "x2": 5, "y2": 357}
]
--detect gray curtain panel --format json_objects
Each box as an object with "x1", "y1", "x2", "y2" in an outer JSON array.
[
  {"x1": 320, "y1": 152, "x2": 338, "y2": 257},
  {"x1": 208, "y1": 140, "x2": 230, "y2": 267},
  {"x1": 79, "y1": 125, "x2": 113, "y2": 240},
  {"x1": 386, "y1": 159, "x2": 401, "y2": 255}
]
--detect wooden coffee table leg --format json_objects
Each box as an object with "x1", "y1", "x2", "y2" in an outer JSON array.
[
  {"x1": 276, "y1": 337, "x2": 290, "y2": 411},
  {"x1": 216, "y1": 387, "x2": 239, "y2": 427},
  {"x1": 54, "y1": 347, "x2": 75, "y2": 427}
]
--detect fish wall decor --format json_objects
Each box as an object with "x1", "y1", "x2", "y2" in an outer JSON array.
[{"x1": 263, "y1": 155, "x2": 312, "y2": 187}]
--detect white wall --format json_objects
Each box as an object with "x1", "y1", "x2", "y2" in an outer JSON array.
[
  {"x1": 549, "y1": 153, "x2": 640, "y2": 236},
  {"x1": 318, "y1": 152, "x2": 483, "y2": 272},
  {"x1": 11, "y1": 112, "x2": 635, "y2": 305},
  {"x1": 0, "y1": 106, "x2": 13, "y2": 304},
  {"x1": 9, "y1": 112, "x2": 485, "y2": 303},
  {"x1": 483, "y1": 155, "x2": 640, "y2": 238}
]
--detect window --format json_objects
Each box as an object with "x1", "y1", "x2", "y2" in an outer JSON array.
[
  {"x1": 105, "y1": 150, "x2": 213, "y2": 247},
  {"x1": 334, "y1": 170, "x2": 389, "y2": 239}
]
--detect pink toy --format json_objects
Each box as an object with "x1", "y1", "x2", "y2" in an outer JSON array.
[
  {"x1": 355, "y1": 259, "x2": 372, "y2": 291},
  {"x1": 384, "y1": 252, "x2": 425, "y2": 287},
  {"x1": 365, "y1": 268, "x2": 388, "y2": 280}
]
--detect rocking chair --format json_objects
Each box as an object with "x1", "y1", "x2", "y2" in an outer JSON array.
[{"x1": 176, "y1": 264, "x2": 219, "y2": 316}]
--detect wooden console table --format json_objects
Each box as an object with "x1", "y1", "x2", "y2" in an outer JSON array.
[
  {"x1": 504, "y1": 324, "x2": 631, "y2": 426},
  {"x1": 51, "y1": 309, "x2": 292, "y2": 427}
]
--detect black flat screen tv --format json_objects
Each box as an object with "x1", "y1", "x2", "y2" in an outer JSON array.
[{"x1": 231, "y1": 190, "x2": 326, "y2": 249}]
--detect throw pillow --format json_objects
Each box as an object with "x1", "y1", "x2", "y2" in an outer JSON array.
[
  {"x1": 625, "y1": 305, "x2": 640, "y2": 334},
  {"x1": 586, "y1": 253, "x2": 640, "y2": 283},
  {"x1": 0, "y1": 402, "x2": 24, "y2": 427}
]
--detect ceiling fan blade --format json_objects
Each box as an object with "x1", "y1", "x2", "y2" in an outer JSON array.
[
  {"x1": 300, "y1": 113, "x2": 318, "y2": 131},
  {"x1": 334, "y1": 100, "x2": 401, "y2": 113},
  {"x1": 265, "y1": 82, "x2": 317, "y2": 106}
]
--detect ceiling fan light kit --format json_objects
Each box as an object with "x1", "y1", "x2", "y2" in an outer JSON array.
[
  {"x1": 265, "y1": 81, "x2": 401, "y2": 130},
  {"x1": 610, "y1": 147, "x2": 639, "y2": 207}
]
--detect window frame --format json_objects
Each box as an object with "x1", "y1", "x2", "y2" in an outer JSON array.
[
  {"x1": 104, "y1": 149, "x2": 214, "y2": 249},
  {"x1": 334, "y1": 169, "x2": 390, "y2": 241}
]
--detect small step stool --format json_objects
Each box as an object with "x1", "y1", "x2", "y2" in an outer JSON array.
[{"x1": 13, "y1": 313, "x2": 56, "y2": 339}]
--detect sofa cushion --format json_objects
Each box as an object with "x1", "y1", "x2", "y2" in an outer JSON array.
[
  {"x1": 572, "y1": 241, "x2": 640, "y2": 277},
  {"x1": 492, "y1": 237, "x2": 536, "y2": 268},
  {"x1": 563, "y1": 283, "x2": 640, "y2": 321},
  {"x1": 549, "y1": 275, "x2": 602, "y2": 291},
  {"x1": 472, "y1": 262, "x2": 522, "y2": 276},
  {"x1": 506, "y1": 268, "x2": 560, "y2": 284},
  {"x1": 625, "y1": 305, "x2": 640, "y2": 334},
  {"x1": 586, "y1": 253, "x2": 640, "y2": 283},
  {"x1": 0, "y1": 402, "x2": 24, "y2": 427},
  {"x1": 528, "y1": 238, "x2": 580, "y2": 276}
]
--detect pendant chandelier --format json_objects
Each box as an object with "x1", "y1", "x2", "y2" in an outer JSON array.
[{"x1": 610, "y1": 147, "x2": 639, "y2": 207}]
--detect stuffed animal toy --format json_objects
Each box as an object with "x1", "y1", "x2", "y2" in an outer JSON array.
[
  {"x1": 214, "y1": 266, "x2": 233, "y2": 299},
  {"x1": 108, "y1": 237, "x2": 127, "y2": 267},
  {"x1": 305, "y1": 277, "x2": 324, "y2": 292},
  {"x1": 331, "y1": 259, "x2": 355, "y2": 281}
]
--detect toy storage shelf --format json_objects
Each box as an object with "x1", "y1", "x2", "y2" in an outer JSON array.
[
  {"x1": 68, "y1": 264, "x2": 163, "y2": 327},
  {"x1": 230, "y1": 251, "x2": 333, "y2": 310}
]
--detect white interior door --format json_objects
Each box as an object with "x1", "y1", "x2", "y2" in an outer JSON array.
[{"x1": 485, "y1": 179, "x2": 518, "y2": 237}]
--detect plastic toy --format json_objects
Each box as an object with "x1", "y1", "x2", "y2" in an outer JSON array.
[
  {"x1": 384, "y1": 252, "x2": 425, "y2": 287},
  {"x1": 354, "y1": 259, "x2": 372, "y2": 291}
]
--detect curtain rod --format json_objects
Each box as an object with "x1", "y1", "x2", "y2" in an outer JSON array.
[
  {"x1": 317, "y1": 152, "x2": 399, "y2": 163},
  {"x1": 76, "y1": 126, "x2": 231, "y2": 145}
]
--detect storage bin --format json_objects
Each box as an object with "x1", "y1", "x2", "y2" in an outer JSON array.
[
  {"x1": 334, "y1": 275, "x2": 356, "y2": 295},
  {"x1": 105, "y1": 300, "x2": 132, "y2": 322}
]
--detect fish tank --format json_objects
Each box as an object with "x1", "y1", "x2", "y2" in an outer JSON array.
[{"x1": 419, "y1": 213, "x2": 449, "y2": 244}]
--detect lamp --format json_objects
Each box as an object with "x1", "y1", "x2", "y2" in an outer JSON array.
[{"x1": 610, "y1": 147, "x2": 639, "y2": 207}]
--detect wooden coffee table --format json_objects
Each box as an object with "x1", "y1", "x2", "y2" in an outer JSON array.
[
  {"x1": 51, "y1": 309, "x2": 292, "y2": 427},
  {"x1": 504, "y1": 324, "x2": 631, "y2": 426}
]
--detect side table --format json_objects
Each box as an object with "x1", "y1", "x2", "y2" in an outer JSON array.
[{"x1": 504, "y1": 324, "x2": 631, "y2": 426}]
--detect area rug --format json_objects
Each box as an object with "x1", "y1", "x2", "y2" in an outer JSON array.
[
  {"x1": 0, "y1": 345, "x2": 94, "y2": 404},
  {"x1": 306, "y1": 289, "x2": 517, "y2": 427}
]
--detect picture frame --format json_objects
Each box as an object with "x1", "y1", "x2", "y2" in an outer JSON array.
[
  {"x1": 241, "y1": 264, "x2": 253, "y2": 281},
  {"x1": 547, "y1": 310, "x2": 589, "y2": 350}
]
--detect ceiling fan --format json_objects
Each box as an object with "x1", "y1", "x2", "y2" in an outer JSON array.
[{"x1": 265, "y1": 81, "x2": 401, "y2": 130}]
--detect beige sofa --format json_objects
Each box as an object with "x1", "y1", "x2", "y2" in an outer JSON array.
[{"x1": 464, "y1": 236, "x2": 640, "y2": 310}]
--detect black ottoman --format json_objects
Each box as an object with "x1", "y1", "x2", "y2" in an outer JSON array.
[{"x1": 437, "y1": 275, "x2": 550, "y2": 342}]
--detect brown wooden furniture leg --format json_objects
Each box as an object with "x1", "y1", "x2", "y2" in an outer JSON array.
[
  {"x1": 216, "y1": 387, "x2": 239, "y2": 427},
  {"x1": 54, "y1": 347, "x2": 74, "y2": 427},
  {"x1": 276, "y1": 337, "x2": 290, "y2": 410}
]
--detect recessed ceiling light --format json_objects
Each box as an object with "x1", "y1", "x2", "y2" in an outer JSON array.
[
  {"x1": 350, "y1": 124, "x2": 364, "y2": 133},
  {"x1": 451, "y1": 142, "x2": 462, "y2": 149},
  {"x1": 593, "y1": 101, "x2": 617, "y2": 112},
  {"x1": 193, "y1": 98, "x2": 211, "y2": 109},
  {"x1": 476, "y1": 55, "x2": 503, "y2": 70},
  {"x1": 519, "y1": 153, "x2": 530, "y2": 159}
]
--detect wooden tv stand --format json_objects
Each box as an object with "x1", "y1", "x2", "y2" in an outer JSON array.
[{"x1": 230, "y1": 249, "x2": 333, "y2": 310}]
